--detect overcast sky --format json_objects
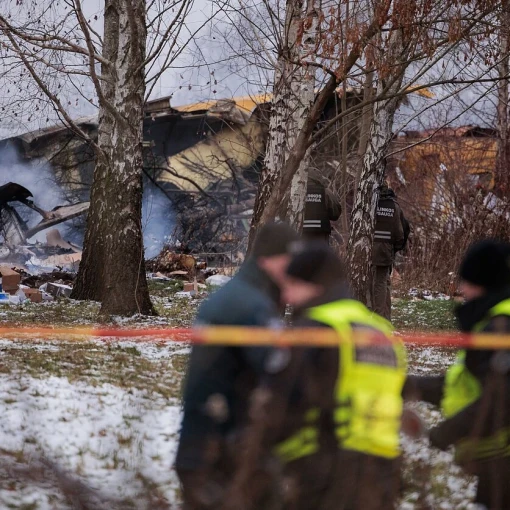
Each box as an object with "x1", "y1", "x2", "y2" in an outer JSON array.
[{"x1": 0, "y1": 0, "x2": 500, "y2": 140}]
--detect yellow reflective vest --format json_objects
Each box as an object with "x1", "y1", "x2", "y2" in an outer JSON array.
[
  {"x1": 440, "y1": 298, "x2": 510, "y2": 462},
  {"x1": 275, "y1": 300, "x2": 407, "y2": 463}
]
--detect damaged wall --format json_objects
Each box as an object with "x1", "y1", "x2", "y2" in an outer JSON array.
[{"x1": 0, "y1": 92, "x2": 369, "y2": 256}]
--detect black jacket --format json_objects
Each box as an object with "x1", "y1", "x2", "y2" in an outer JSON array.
[
  {"x1": 175, "y1": 261, "x2": 281, "y2": 472},
  {"x1": 262, "y1": 287, "x2": 401, "y2": 510},
  {"x1": 406, "y1": 287, "x2": 510, "y2": 452},
  {"x1": 303, "y1": 178, "x2": 341, "y2": 234},
  {"x1": 266, "y1": 285, "x2": 400, "y2": 452},
  {"x1": 372, "y1": 188, "x2": 408, "y2": 266}
]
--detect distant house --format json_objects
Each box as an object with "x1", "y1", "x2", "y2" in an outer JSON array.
[{"x1": 387, "y1": 126, "x2": 498, "y2": 218}]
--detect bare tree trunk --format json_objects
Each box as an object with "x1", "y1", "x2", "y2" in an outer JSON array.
[
  {"x1": 285, "y1": 3, "x2": 318, "y2": 229},
  {"x1": 71, "y1": 0, "x2": 154, "y2": 316},
  {"x1": 355, "y1": 70, "x2": 375, "y2": 192},
  {"x1": 496, "y1": 0, "x2": 510, "y2": 195},
  {"x1": 248, "y1": 0, "x2": 314, "y2": 248},
  {"x1": 340, "y1": 82, "x2": 350, "y2": 236},
  {"x1": 347, "y1": 78, "x2": 402, "y2": 305}
]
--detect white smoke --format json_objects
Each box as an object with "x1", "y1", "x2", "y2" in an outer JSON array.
[
  {"x1": 142, "y1": 184, "x2": 175, "y2": 260},
  {"x1": 0, "y1": 144, "x2": 176, "y2": 256}
]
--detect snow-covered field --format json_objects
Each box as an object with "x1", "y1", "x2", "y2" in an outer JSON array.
[
  {"x1": 0, "y1": 339, "x2": 189, "y2": 509},
  {"x1": 0, "y1": 295, "x2": 481, "y2": 509}
]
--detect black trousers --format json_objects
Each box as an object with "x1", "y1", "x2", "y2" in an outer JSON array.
[
  {"x1": 302, "y1": 230, "x2": 330, "y2": 244},
  {"x1": 283, "y1": 451, "x2": 400, "y2": 510},
  {"x1": 373, "y1": 265, "x2": 392, "y2": 320}
]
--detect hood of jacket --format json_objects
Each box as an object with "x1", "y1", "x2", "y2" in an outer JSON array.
[
  {"x1": 237, "y1": 258, "x2": 281, "y2": 307},
  {"x1": 379, "y1": 187, "x2": 396, "y2": 200},
  {"x1": 291, "y1": 282, "x2": 352, "y2": 320},
  {"x1": 455, "y1": 286, "x2": 510, "y2": 332}
]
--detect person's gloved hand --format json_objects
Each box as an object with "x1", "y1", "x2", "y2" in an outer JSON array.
[{"x1": 429, "y1": 426, "x2": 450, "y2": 451}]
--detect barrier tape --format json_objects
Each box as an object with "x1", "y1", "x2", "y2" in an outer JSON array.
[{"x1": 0, "y1": 325, "x2": 509, "y2": 349}]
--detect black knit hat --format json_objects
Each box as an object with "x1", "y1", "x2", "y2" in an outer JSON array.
[
  {"x1": 459, "y1": 240, "x2": 510, "y2": 290},
  {"x1": 251, "y1": 222, "x2": 300, "y2": 258},
  {"x1": 286, "y1": 241, "x2": 345, "y2": 286}
]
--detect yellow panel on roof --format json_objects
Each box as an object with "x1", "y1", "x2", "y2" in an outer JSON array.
[{"x1": 174, "y1": 94, "x2": 270, "y2": 114}]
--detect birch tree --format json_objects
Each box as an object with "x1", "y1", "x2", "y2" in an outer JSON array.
[
  {"x1": 348, "y1": 0, "x2": 503, "y2": 304},
  {"x1": 247, "y1": 0, "x2": 500, "y2": 250},
  {"x1": 348, "y1": 36, "x2": 407, "y2": 304},
  {"x1": 496, "y1": 0, "x2": 510, "y2": 194},
  {"x1": 0, "y1": 0, "x2": 196, "y2": 316}
]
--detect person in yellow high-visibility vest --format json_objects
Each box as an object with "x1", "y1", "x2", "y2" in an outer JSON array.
[
  {"x1": 266, "y1": 242, "x2": 406, "y2": 510},
  {"x1": 406, "y1": 240, "x2": 510, "y2": 509}
]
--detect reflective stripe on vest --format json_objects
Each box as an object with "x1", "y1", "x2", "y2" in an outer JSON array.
[
  {"x1": 440, "y1": 298, "x2": 510, "y2": 461},
  {"x1": 274, "y1": 408, "x2": 319, "y2": 462},
  {"x1": 275, "y1": 300, "x2": 406, "y2": 462},
  {"x1": 440, "y1": 350, "x2": 482, "y2": 418},
  {"x1": 441, "y1": 298, "x2": 510, "y2": 419}
]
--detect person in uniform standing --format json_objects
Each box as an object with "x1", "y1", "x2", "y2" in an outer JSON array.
[
  {"x1": 303, "y1": 173, "x2": 341, "y2": 244},
  {"x1": 268, "y1": 242, "x2": 406, "y2": 510},
  {"x1": 372, "y1": 182, "x2": 409, "y2": 320},
  {"x1": 175, "y1": 222, "x2": 299, "y2": 510},
  {"x1": 405, "y1": 240, "x2": 510, "y2": 509}
]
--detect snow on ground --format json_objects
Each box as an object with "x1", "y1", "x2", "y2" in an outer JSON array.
[
  {"x1": 0, "y1": 294, "x2": 484, "y2": 509},
  {"x1": 0, "y1": 338, "x2": 188, "y2": 509},
  {"x1": 0, "y1": 375, "x2": 181, "y2": 508},
  {"x1": 400, "y1": 346, "x2": 478, "y2": 509}
]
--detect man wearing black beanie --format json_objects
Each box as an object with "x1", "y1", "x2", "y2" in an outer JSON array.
[
  {"x1": 268, "y1": 242, "x2": 406, "y2": 510},
  {"x1": 405, "y1": 239, "x2": 510, "y2": 509},
  {"x1": 175, "y1": 222, "x2": 299, "y2": 510}
]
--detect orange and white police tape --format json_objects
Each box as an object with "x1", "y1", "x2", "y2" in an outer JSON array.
[{"x1": 0, "y1": 325, "x2": 509, "y2": 349}]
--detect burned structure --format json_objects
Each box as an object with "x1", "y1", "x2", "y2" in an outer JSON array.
[{"x1": 0, "y1": 92, "x2": 366, "y2": 258}]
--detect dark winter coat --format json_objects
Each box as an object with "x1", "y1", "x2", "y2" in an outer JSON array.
[
  {"x1": 303, "y1": 178, "x2": 341, "y2": 234},
  {"x1": 372, "y1": 188, "x2": 408, "y2": 267},
  {"x1": 405, "y1": 287, "x2": 510, "y2": 508},
  {"x1": 264, "y1": 286, "x2": 401, "y2": 510},
  {"x1": 175, "y1": 261, "x2": 281, "y2": 474}
]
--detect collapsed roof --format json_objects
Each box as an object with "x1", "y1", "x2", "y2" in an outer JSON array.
[{"x1": 0, "y1": 182, "x2": 89, "y2": 246}]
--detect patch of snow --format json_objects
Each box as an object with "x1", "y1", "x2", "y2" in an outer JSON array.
[
  {"x1": 0, "y1": 374, "x2": 182, "y2": 507},
  {"x1": 205, "y1": 275, "x2": 231, "y2": 287}
]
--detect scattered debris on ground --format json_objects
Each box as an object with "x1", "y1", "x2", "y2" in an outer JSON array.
[
  {"x1": 146, "y1": 249, "x2": 200, "y2": 276},
  {"x1": 0, "y1": 182, "x2": 88, "y2": 269},
  {"x1": 21, "y1": 269, "x2": 76, "y2": 288}
]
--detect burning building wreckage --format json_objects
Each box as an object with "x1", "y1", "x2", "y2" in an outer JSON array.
[
  {"x1": 0, "y1": 181, "x2": 88, "y2": 303},
  {"x1": 0, "y1": 88, "x2": 499, "y2": 294},
  {"x1": 0, "y1": 91, "x2": 366, "y2": 269},
  {"x1": 0, "y1": 181, "x2": 89, "y2": 266}
]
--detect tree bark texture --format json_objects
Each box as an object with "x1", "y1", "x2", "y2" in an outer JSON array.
[
  {"x1": 247, "y1": 7, "x2": 389, "y2": 252},
  {"x1": 496, "y1": 0, "x2": 510, "y2": 195},
  {"x1": 285, "y1": 3, "x2": 318, "y2": 229},
  {"x1": 248, "y1": 0, "x2": 316, "y2": 249},
  {"x1": 71, "y1": 0, "x2": 154, "y2": 316},
  {"x1": 347, "y1": 79, "x2": 402, "y2": 306}
]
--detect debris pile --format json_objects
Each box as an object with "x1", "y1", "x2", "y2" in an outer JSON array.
[
  {"x1": 147, "y1": 249, "x2": 199, "y2": 275},
  {"x1": 0, "y1": 265, "x2": 77, "y2": 305},
  {"x1": 146, "y1": 246, "x2": 234, "y2": 297},
  {"x1": 146, "y1": 247, "x2": 214, "y2": 281},
  {"x1": 0, "y1": 182, "x2": 88, "y2": 270}
]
